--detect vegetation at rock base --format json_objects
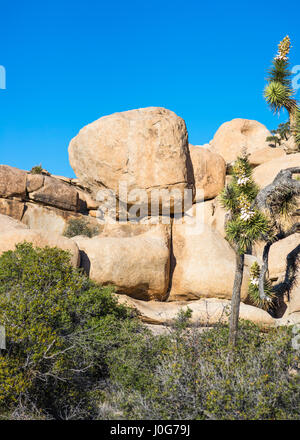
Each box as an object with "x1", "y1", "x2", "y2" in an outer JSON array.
[
  {"x1": 63, "y1": 217, "x2": 99, "y2": 238},
  {"x1": 0, "y1": 244, "x2": 299, "y2": 420}
]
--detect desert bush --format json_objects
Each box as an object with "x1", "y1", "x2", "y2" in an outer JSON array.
[
  {"x1": 29, "y1": 164, "x2": 44, "y2": 174},
  {"x1": 102, "y1": 320, "x2": 300, "y2": 420},
  {"x1": 0, "y1": 242, "x2": 141, "y2": 419},
  {"x1": 64, "y1": 218, "x2": 99, "y2": 238}
]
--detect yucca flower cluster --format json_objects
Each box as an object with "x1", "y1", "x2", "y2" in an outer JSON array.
[
  {"x1": 274, "y1": 35, "x2": 291, "y2": 61},
  {"x1": 219, "y1": 154, "x2": 270, "y2": 254},
  {"x1": 264, "y1": 36, "x2": 300, "y2": 150},
  {"x1": 239, "y1": 195, "x2": 255, "y2": 222},
  {"x1": 248, "y1": 262, "x2": 275, "y2": 310}
]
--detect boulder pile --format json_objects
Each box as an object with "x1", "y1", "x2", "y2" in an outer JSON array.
[{"x1": 1, "y1": 108, "x2": 299, "y2": 327}]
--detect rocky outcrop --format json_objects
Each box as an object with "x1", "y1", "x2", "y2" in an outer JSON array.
[
  {"x1": 0, "y1": 214, "x2": 28, "y2": 232},
  {"x1": 72, "y1": 224, "x2": 170, "y2": 300},
  {"x1": 253, "y1": 153, "x2": 300, "y2": 188},
  {"x1": 168, "y1": 220, "x2": 252, "y2": 301},
  {"x1": 210, "y1": 119, "x2": 272, "y2": 163},
  {"x1": 0, "y1": 164, "x2": 102, "y2": 234},
  {"x1": 189, "y1": 144, "x2": 226, "y2": 201},
  {"x1": 0, "y1": 165, "x2": 27, "y2": 198},
  {"x1": 28, "y1": 176, "x2": 79, "y2": 211},
  {"x1": 0, "y1": 224, "x2": 80, "y2": 267},
  {"x1": 116, "y1": 295, "x2": 275, "y2": 328},
  {"x1": 69, "y1": 107, "x2": 195, "y2": 215},
  {"x1": 248, "y1": 147, "x2": 286, "y2": 167}
]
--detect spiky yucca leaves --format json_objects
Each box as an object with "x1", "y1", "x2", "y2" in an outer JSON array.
[
  {"x1": 264, "y1": 81, "x2": 296, "y2": 114},
  {"x1": 219, "y1": 155, "x2": 270, "y2": 254},
  {"x1": 264, "y1": 36, "x2": 300, "y2": 150},
  {"x1": 248, "y1": 262, "x2": 275, "y2": 311}
]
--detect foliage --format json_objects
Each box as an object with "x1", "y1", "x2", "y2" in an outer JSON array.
[
  {"x1": 264, "y1": 36, "x2": 300, "y2": 149},
  {"x1": 29, "y1": 164, "x2": 44, "y2": 174},
  {"x1": 219, "y1": 154, "x2": 270, "y2": 254},
  {"x1": 248, "y1": 262, "x2": 275, "y2": 310},
  {"x1": 0, "y1": 243, "x2": 139, "y2": 419},
  {"x1": 64, "y1": 218, "x2": 99, "y2": 238},
  {"x1": 101, "y1": 320, "x2": 300, "y2": 420}
]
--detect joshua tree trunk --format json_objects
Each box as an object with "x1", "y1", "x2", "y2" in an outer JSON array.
[{"x1": 228, "y1": 252, "x2": 245, "y2": 346}]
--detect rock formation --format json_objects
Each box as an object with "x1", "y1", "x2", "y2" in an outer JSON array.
[{"x1": 1, "y1": 108, "x2": 299, "y2": 327}]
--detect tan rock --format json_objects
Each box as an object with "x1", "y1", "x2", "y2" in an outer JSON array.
[
  {"x1": 72, "y1": 225, "x2": 170, "y2": 300},
  {"x1": 248, "y1": 147, "x2": 286, "y2": 167},
  {"x1": 169, "y1": 221, "x2": 251, "y2": 301},
  {"x1": 189, "y1": 144, "x2": 226, "y2": 201},
  {"x1": 29, "y1": 176, "x2": 79, "y2": 211},
  {"x1": 0, "y1": 229, "x2": 80, "y2": 267},
  {"x1": 68, "y1": 107, "x2": 194, "y2": 214},
  {"x1": 116, "y1": 295, "x2": 275, "y2": 328},
  {"x1": 253, "y1": 153, "x2": 300, "y2": 188},
  {"x1": 0, "y1": 214, "x2": 28, "y2": 232},
  {"x1": 0, "y1": 198, "x2": 25, "y2": 221},
  {"x1": 197, "y1": 199, "x2": 227, "y2": 238},
  {"x1": 268, "y1": 233, "x2": 300, "y2": 280},
  {"x1": 77, "y1": 189, "x2": 100, "y2": 211},
  {"x1": 210, "y1": 119, "x2": 271, "y2": 163},
  {"x1": 26, "y1": 173, "x2": 44, "y2": 192},
  {"x1": 22, "y1": 202, "x2": 100, "y2": 236},
  {"x1": 0, "y1": 165, "x2": 27, "y2": 198}
]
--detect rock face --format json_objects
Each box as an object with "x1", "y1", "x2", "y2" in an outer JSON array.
[
  {"x1": 0, "y1": 198, "x2": 25, "y2": 221},
  {"x1": 0, "y1": 214, "x2": 28, "y2": 232},
  {"x1": 248, "y1": 147, "x2": 286, "y2": 167},
  {"x1": 253, "y1": 153, "x2": 300, "y2": 188},
  {"x1": 0, "y1": 165, "x2": 27, "y2": 198},
  {"x1": 72, "y1": 225, "x2": 170, "y2": 300},
  {"x1": 0, "y1": 227, "x2": 80, "y2": 267},
  {"x1": 168, "y1": 221, "x2": 250, "y2": 301},
  {"x1": 117, "y1": 295, "x2": 275, "y2": 328},
  {"x1": 28, "y1": 176, "x2": 79, "y2": 211},
  {"x1": 69, "y1": 107, "x2": 194, "y2": 214},
  {"x1": 189, "y1": 145, "x2": 226, "y2": 201},
  {"x1": 210, "y1": 119, "x2": 271, "y2": 163}
]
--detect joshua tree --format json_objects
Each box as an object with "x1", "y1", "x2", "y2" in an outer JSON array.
[
  {"x1": 220, "y1": 154, "x2": 300, "y2": 346},
  {"x1": 219, "y1": 153, "x2": 270, "y2": 346},
  {"x1": 264, "y1": 36, "x2": 300, "y2": 149}
]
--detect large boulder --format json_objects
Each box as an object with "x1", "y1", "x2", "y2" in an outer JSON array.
[
  {"x1": 0, "y1": 214, "x2": 28, "y2": 232},
  {"x1": 68, "y1": 107, "x2": 194, "y2": 215},
  {"x1": 248, "y1": 147, "x2": 286, "y2": 167},
  {"x1": 210, "y1": 119, "x2": 271, "y2": 163},
  {"x1": 28, "y1": 176, "x2": 79, "y2": 211},
  {"x1": 189, "y1": 144, "x2": 226, "y2": 201},
  {"x1": 72, "y1": 224, "x2": 170, "y2": 300},
  {"x1": 0, "y1": 165, "x2": 27, "y2": 198},
  {"x1": 117, "y1": 295, "x2": 275, "y2": 328},
  {"x1": 253, "y1": 153, "x2": 300, "y2": 188},
  {"x1": 0, "y1": 198, "x2": 25, "y2": 221},
  {"x1": 22, "y1": 202, "x2": 99, "y2": 236},
  {"x1": 0, "y1": 229, "x2": 80, "y2": 267},
  {"x1": 168, "y1": 219, "x2": 251, "y2": 301}
]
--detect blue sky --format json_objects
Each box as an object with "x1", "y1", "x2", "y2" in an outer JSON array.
[{"x1": 0, "y1": 0, "x2": 299, "y2": 177}]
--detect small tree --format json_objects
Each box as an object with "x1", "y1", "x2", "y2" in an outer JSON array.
[
  {"x1": 264, "y1": 36, "x2": 300, "y2": 150},
  {"x1": 219, "y1": 153, "x2": 270, "y2": 346}
]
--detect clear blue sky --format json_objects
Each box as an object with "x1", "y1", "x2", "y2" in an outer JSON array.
[{"x1": 0, "y1": 0, "x2": 299, "y2": 177}]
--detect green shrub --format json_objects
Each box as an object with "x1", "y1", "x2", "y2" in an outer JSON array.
[
  {"x1": 29, "y1": 164, "x2": 43, "y2": 174},
  {"x1": 102, "y1": 320, "x2": 300, "y2": 420},
  {"x1": 0, "y1": 242, "x2": 140, "y2": 419},
  {"x1": 64, "y1": 218, "x2": 99, "y2": 238}
]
